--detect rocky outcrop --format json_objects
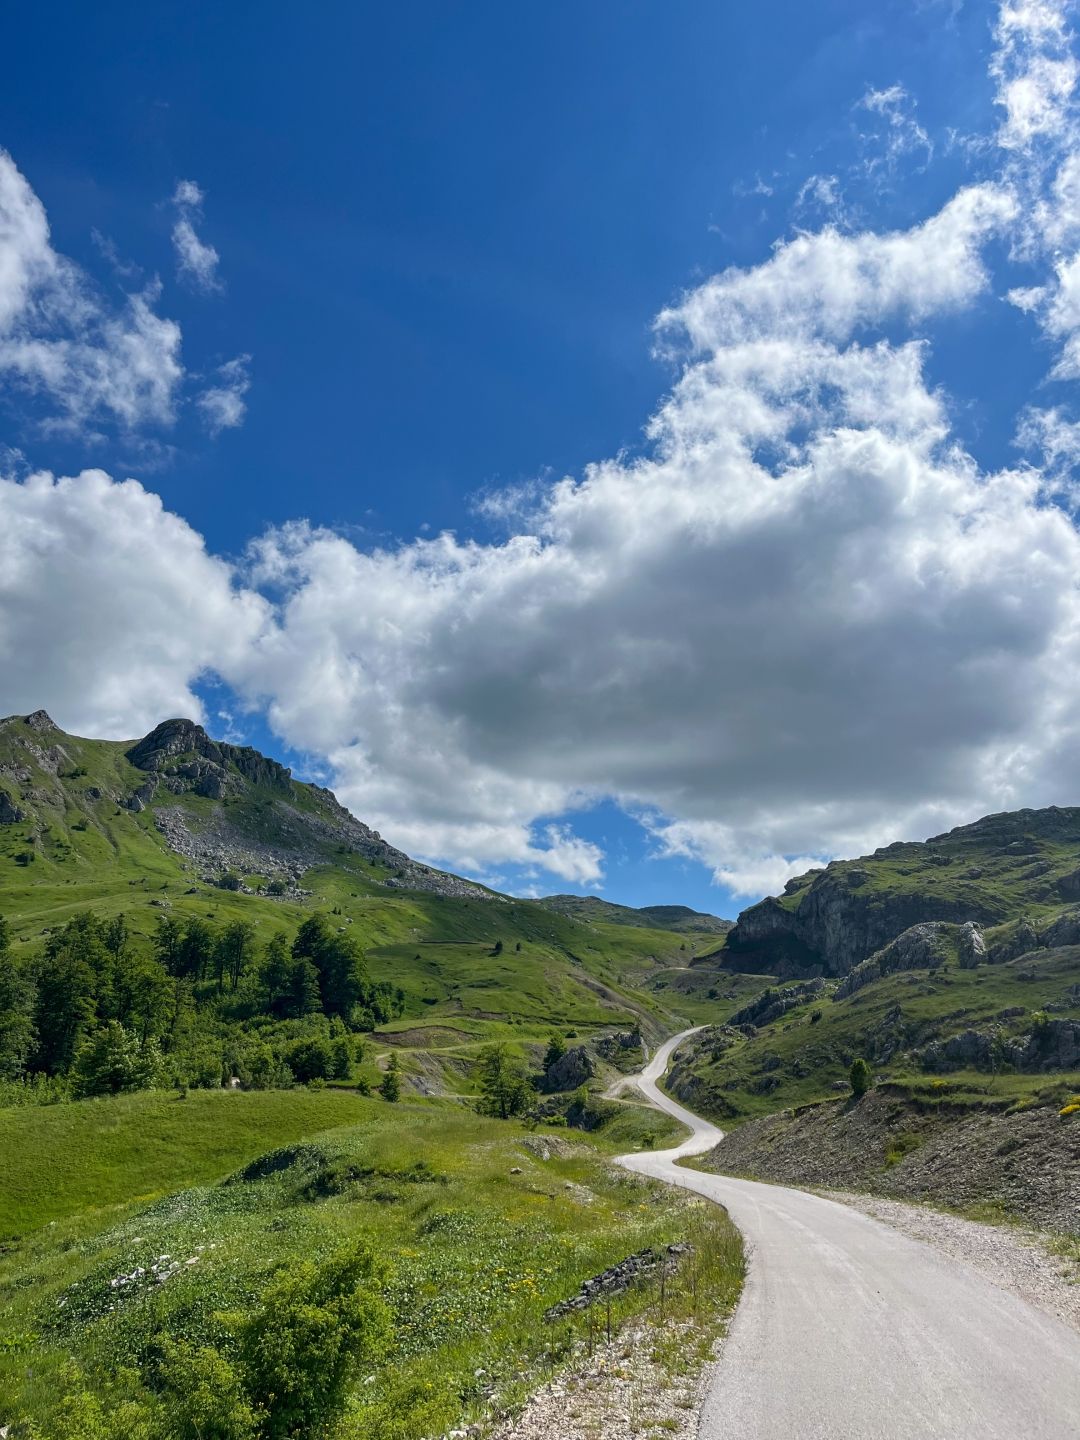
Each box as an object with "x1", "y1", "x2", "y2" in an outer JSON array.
[
  {"x1": 835, "y1": 923, "x2": 952, "y2": 998},
  {"x1": 724, "y1": 806, "x2": 1080, "y2": 978},
  {"x1": 917, "y1": 1019, "x2": 1080, "y2": 1074},
  {"x1": 0, "y1": 789, "x2": 24, "y2": 824},
  {"x1": 729, "y1": 979, "x2": 824, "y2": 1028},
  {"x1": 1018, "y1": 1019, "x2": 1080, "y2": 1072},
  {"x1": 918, "y1": 1028, "x2": 998, "y2": 1071},
  {"x1": 127, "y1": 718, "x2": 292, "y2": 797},
  {"x1": 987, "y1": 919, "x2": 1041, "y2": 964},
  {"x1": 544, "y1": 1045, "x2": 596, "y2": 1092},
  {"x1": 592, "y1": 1031, "x2": 642, "y2": 1062},
  {"x1": 957, "y1": 920, "x2": 987, "y2": 968},
  {"x1": 1039, "y1": 910, "x2": 1080, "y2": 948}
]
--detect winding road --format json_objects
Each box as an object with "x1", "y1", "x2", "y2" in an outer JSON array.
[{"x1": 617, "y1": 1029, "x2": 1080, "y2": 1439}]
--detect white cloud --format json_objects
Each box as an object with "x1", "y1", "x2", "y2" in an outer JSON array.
[
  {"x1": 0, "y1": 468, "x2": 268, "y2": 738},
  {"x1": 857, "y1": 84, "x2": 934, "y2": 177},
  {"x1": 197, "y1": 354, "x2": 250, "y2": 434},
  {"x1": 992, "y1": 0, "x2": 1078, "y2": 149},
  {"x1": 0, "y1": 150, "x2": 184, "y2": 432},
  {"x1": 170, "y1": 179, "x2": 222, "y2": 294},
  {"x1": 10, "y1": 4, "x2": 1080, "y2": 901}
]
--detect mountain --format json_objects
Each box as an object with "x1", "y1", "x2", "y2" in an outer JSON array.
[
  {"x1": 0, "y1": 710, "x2": 486, "y2": 901},
  {"x1": 0, "y1": 711, "x2": 740, "y2": 1086},
  {"x1": 667, "y1": 806, "x2": 1080, "y2": 1154},
  {"x1": 721, "y1": 806, "x2": 1080, "y2": 978},
  {"x1": 538, "y1": 894, "x2": 732, "y2": 935}
]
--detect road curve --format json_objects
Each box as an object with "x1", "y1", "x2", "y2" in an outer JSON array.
[{"x1": 617, "y1": 1029, "x2": 1080, "y2": 1440}]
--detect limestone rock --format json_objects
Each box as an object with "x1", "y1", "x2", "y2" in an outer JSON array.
[
  {"x1": 544, "y1": 1045, "x2": 596, "y2": 1092},
  {"x1": 956, "y1": 921, "x2": 987, "y2": 969},
  {"x1": 835, "y1": 923, "x2": 951, "y2": 999},
  {"x1": 0, "y1": 790, "x2": 24, "y2": 825}
]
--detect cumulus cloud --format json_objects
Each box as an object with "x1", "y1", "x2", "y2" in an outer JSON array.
[
  {"x1": 992, "y1": 0, "x2": 1078, "y2": 149},
  {"x1": 170, "y1": 179, "x2": 222, "y2": 294},
  {"x1": 0, "y1": 150, "x2": 183, "y2": 432},
  {"x1": 0, "y1": 468, "x2": 268, "y2": 738},
  {"x1": 10, "y1": 3, "x2": 1080, "y2": 899}
]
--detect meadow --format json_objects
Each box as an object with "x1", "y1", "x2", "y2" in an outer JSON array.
[{"x1": 0, "y1": 1087, "x2": 743, "y2": 1440}]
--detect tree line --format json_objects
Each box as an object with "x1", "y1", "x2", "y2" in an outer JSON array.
[{"x1": 0, "y1": 910, "x2": 405, "y2": 1100}]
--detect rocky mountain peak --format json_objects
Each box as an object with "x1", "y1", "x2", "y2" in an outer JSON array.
[
  {"x1": 126, "y1": 718, "x2": 216, "y2": 771},
  {"x1": 0, "y1": 709, "x2": 58, "y2": 735},
  {"x1": 24, "y1": 709, "x2": 57, "y2": 733}
]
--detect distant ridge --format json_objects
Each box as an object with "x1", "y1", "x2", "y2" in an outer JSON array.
[{"x1": 538, "y1": 893, "x2": 732, "y2": 935}]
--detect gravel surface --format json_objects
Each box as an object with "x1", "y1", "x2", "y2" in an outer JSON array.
[
  {"x1": 491, "y1": 1320, "x2": 719, "y2": 1440},
  {"x1": 822, "y1": 1189, "x2": 1080, "y2": 1334}
]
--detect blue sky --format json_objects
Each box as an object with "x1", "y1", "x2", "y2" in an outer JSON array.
[{"x1": 4, "y1": 1, "x2": 1080, "y2": 917}]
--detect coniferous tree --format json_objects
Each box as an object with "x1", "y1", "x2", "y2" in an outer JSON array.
[
  {"x1": 0, "y1": 916, "x2": 34, "y2": 1080},
  {"x1": 379, "y1": 1053, "x2": 401, "y2": 1102},
  {"x1": 476, "y1": 1043, "x2": 531, "y2": 1118},
  {"x1": 260, "y1": 933, "x2": 292, "y2": 1014}
]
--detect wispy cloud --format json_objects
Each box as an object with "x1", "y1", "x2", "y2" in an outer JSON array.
[
  {"x1": 197, "y1": 354, "x2": 250, "y2": 435},
  {"x1": 170, "y1": 178, "x2": 222, "y2": 294}
]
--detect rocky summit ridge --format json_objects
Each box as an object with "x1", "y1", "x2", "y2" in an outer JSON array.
[{"x1": 0, "y1": 710, "x2": 489, "y2": 901}]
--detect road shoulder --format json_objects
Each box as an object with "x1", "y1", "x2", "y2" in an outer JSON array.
[{"x1": 823, "y1": 1188, "x2": 1080, "y2": 1335}]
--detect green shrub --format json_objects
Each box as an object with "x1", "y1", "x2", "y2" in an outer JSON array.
[
  {"x1": 234, "y1": 1247, "x2": 390, "y2": 1438},
  {"x1": 849, "y1": 1057, "x2": 873, "y2": 1098},
  {"x1": 380, "y1": 1053, "x2": 401, "y2": 1103},
  {"x1": 158, "y1": 1340, "x2": 259, "y2": 1439},
  {"x1": 70, "y1": 1023, "x2": 164, "y2": 1099}
]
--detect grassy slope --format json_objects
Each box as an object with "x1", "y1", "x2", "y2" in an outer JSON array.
[
  {"x1": 670, "y1": 947, "x2": 1080, "y2": 1122},
  {"x1": 536, "y1": 893, "x2": 731, "y2": 936},
  {"x1": 0, "y1": 720, "x2": 750, "y2": 1070},
  {"x1": 774, "y1": 807, "x2": 1080, "y2": 926},
  {"x1": 0, "y1": 1088, "x2": 378, "y2": 1235},
  {"x1": 0, "y1": 1088, "x2": 742, "y2": 1440}
]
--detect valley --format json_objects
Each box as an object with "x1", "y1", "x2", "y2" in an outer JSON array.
[{"x1": 3, "y1": 709, "x2": 1080, "y2": 1438}]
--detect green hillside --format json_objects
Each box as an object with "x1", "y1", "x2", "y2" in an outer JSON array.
[
  {"x1": 723, "y1": 805, "x2": 1080, "y2": 976},
  {"x1": 0, "y1": 710, "x2": 755, "y2": 1102},
  {"x1": 537, "y1": 893, "x2": 731, "y2": 938},
  {"x1": 0, "y1": 1089, "x2": 741, "y2": 1440}
]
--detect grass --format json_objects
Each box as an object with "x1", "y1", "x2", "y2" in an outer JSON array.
[
  {"x1": 0, "y1": 1087, "x2": 375, "y2": 1236},
  {"x1": 671, "y1": 948, "x2": 1080, "y2": 1123},
  {"x1": 0, "y1": 1088, "x2": 742, "y2": 1440}
]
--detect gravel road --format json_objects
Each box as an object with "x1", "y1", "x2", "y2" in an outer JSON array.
[{"x1": 617, "y1": 1029, "x2": 1080, "y2": 1440}]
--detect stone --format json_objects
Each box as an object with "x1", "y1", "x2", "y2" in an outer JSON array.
[
  {"x1": 0, "y1": 790, "x2": 25, "y2": 825},
  {"x1": 956, "y1": 921, "x2": 987, "y2": 969},
  {"x1": 544, "y1": 1045, "x2": 596, "y2": 1092},
  {"x1": 1039, "y1": 909, "x2": 1080, "y2": 948},
  {"x1": 835, "y1": 923, "x2": 950, "y2": 999}
]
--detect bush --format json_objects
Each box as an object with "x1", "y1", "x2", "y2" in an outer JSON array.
[
  {"x1": 849, "y1": 1057, "x2": 873, "y2": 1098},
  {"x1": 380, "y1": 1054, "x2": 401, "y2": 1103},
  {"x1": 475, "y1": 1043, "x2": 531, "y2": 1119},
  {"x1": 235, "y1": 1247, "x2": 390, "y2": 1438},
  {"x1": 158, "y1": 1340, "x2": 259, "y2": 1439}
]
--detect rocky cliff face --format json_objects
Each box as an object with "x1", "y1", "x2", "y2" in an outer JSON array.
[
  {"x1": 723, "y1": 807, "x2": 1080, "y2": 977},
  {"x1": 126, "y1": 718, "x2": 294, "y2": 796}
]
